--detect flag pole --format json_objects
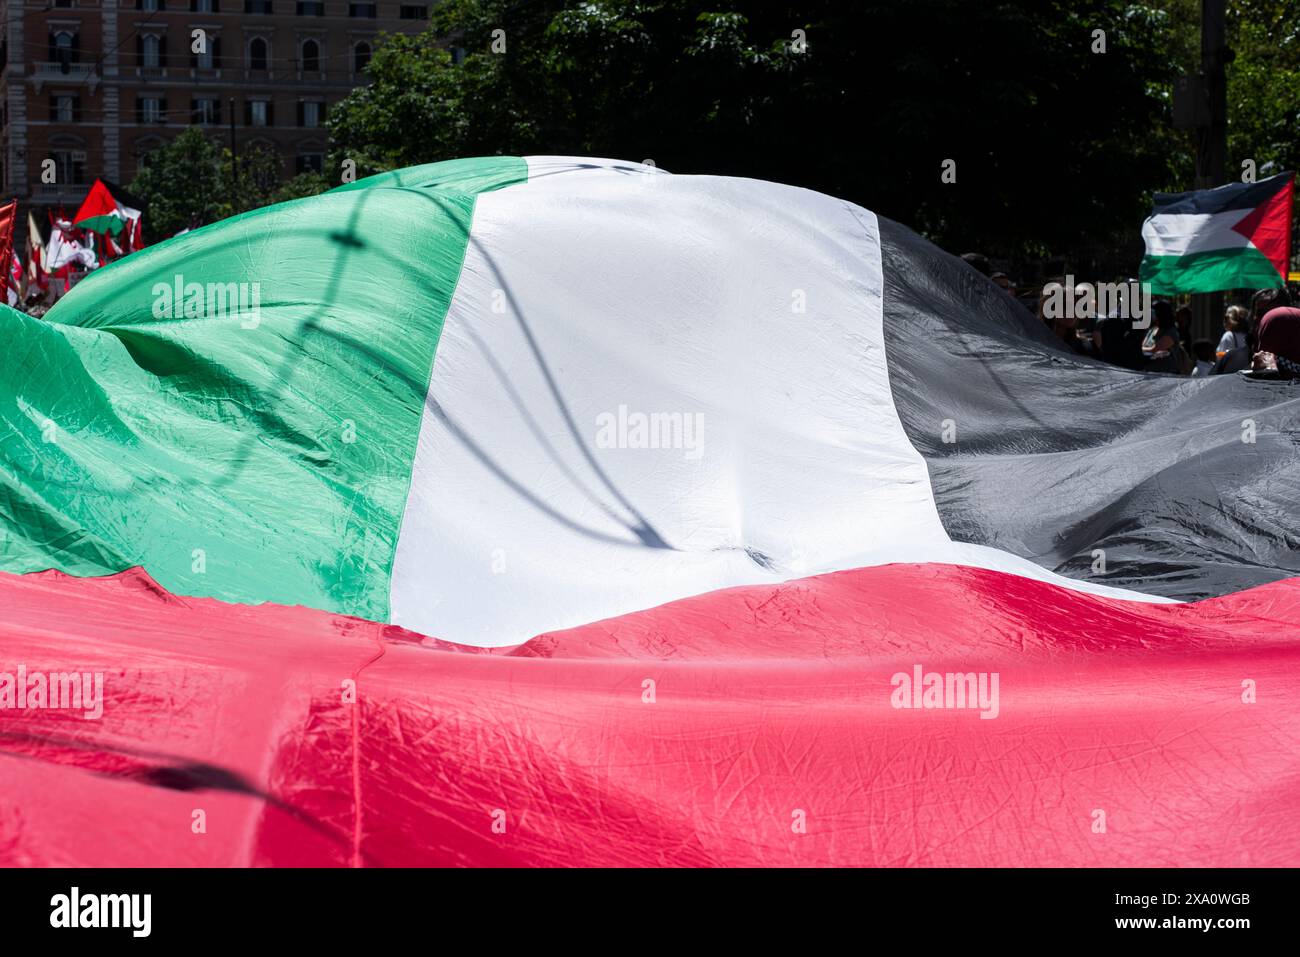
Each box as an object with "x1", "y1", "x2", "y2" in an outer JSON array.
[
  {"x1": 228, "y1": 97, "x2": 238, "y2": 214},
  {"x1": 1192, "y1": 0, "x2": 1228, "y2": 342}
]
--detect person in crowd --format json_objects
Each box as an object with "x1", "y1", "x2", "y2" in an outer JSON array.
[
  {"x1": 1036, "y1": 278, "x2": 1067, "y2": 333},
  {"x1": 1054, "y1": 312, "x2": 1092, "y2": 355},
  {"x1": 961, "y1": 252, "x2": 992, "y2": 277},
  {"x1": 1252, "y1": 305, "x2": 1300, "y2": 378},
  {"x1": 1189, "y1": 339, "x2": 1215, "y2": 376},
  {"x1": 1073, "y1": 282, "x2": 1099, "y2": 340},
  {"x1": 1216, "y1": 288, "x2": 1292, "y2": 374},
  {"x1": 21, "y1": 288, "x2": 51, "y2": 319},
  {"x1": 1035, "y1": 279, "x2": 1090, "y2": 355},
  {"x1": 1175, "y1": 304, "x2": 1193, "y2": 354},
  {"x1": 1143, "y1": 300, "x2": 1188, "y2": 373},
  {"x1": 1217, "y1": 305, "x2": 1250, "y2": 358},
  {"x1": 1094, "y1": 292, "x2": 1145, "y2": 369},
  {"x1": 1252, "y1": 287, "x2": 1290, "y2": 327},
  {"x1": 990, "y1": 272, "x2": 1014, "y2": 294}
]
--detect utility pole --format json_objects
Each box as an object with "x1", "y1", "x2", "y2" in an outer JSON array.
[
  {"x1": 228, "y1": 97, "x2": 238, "y2": 214},
  {"x1": 1193, "y1": 0, "x2": 1228, "y2": 340}
]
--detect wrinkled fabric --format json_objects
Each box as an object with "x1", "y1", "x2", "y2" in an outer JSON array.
[
  {"x1": 4, "y1": 160, "x2": 1300, "y2": 868},
  {"x1": 881, "y1": 217, "x2": 1300, "y2": 600},
  {"x1": 2, "y1": 564, "x2": 1296, "y2": 867},
  {"x1": 0, "y1": 157, "x2": 527, "y2": 622}
]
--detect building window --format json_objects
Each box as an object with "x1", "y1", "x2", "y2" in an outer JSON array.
[
  {"x1": 353, "y1": 42, "x2": 371, "y2": 74},
  {"x1": 140, "y1": 34, "x2": 163, "y2": 69},
  {"x1": 137, "y1": 96, "x2": 166, "y2": 124},
  {"x1": 52, "y1": 150, "x2": 87, "y2": 185},
  {"x1": 192, "y1": 0, "x2": 219, "y2": 10},
  {"x1": 139, "y1": 0, "x2": 165, "y2": 10},
  {"x1": 399, "y1": 4, "x2": 428, "y2": 19},
  {"x1": 246, "y1": 99, "x2": 271, "y2": 127},
  {"x1": 192, "y1": 97, "x2": 221, "y2": 125},
  {"x1": 249, "y1": 37, "x2": 268, "y2": 71},
  {"x1": 301, "y1": 39, "x2": 320, "y2": 73},
  {"x1": 244, "y1": 0, "x2": 273, "y2": 12},
  {"x1": 299, "y1": 100, "x2": 322, "y2": 128},
  {"x1": 49, "y1": 94, "x2": 81, "y2": 123},
  {"x1": 191, "y1": 35, "x2": 221, "y2": 70},
  {"x1": 296, "y1": 153, "x2": 324, "y2": 175},
  {"x1": 50, "y1": 31, "x2": 79, "y2": 66},
  {"x1": 53, "y1": 0, "x2": 73, "y2": 8},
  {"x1": 296, "y1": 1, "x2": 324, "y2": 14},
  {"x1": 348, "y1": 2, "x2": 376, "y2": 17}
]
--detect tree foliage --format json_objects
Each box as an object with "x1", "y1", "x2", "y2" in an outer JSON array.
[
  {"x1": 127, "y1": 128, "x2": 227, "y2": 239},
  {"x1": 132, "y1": 2, "x2": 1298, "y2": 265},
  {"x1": 326, "y1": 0, "x2": 1203, "y2": 260},
  {"x1": 1225, "y1": 0, "x2": 1300, "y2": 182},
  {"x1": 128, "y1": 128, "x2": 320, "y2": 239}
]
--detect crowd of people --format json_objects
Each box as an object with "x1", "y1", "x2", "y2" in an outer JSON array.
[
  {"x1": 963, "y1": 253, "x2": 1300, "y2": 380},
  {"x1": 1038, "y1": 282, "x2": 1295, "y2": 377}
]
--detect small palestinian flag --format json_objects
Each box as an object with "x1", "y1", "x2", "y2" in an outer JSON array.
[
  {"x1": 1141, "y1": 171, "x2": 1294, "y2": 293},
  {"x1": 71, "y1": 178, "x2": 141, "y2": 236}
]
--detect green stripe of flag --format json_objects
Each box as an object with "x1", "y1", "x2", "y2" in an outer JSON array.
[
  {"x1": 1139, "y1": 245, "x2": 1284, "y2": 294},
  {"x1": 0, "y1": 156, "x2": 527, "y2": 620},
  {"x1": 76, "y1": 214, "x2": 126, "y2": 236}
]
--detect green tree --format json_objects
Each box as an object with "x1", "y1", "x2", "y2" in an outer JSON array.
[
  {"x1": 1226, "y1": 1, "x2": 1300, "y2": 186},
  {"x1": 129, "y1": 129, "x2": 300, "y2": 238},
  {"x1": 269, "y1": 171, "x2": 332, "y2": 204},
  {"x1": 327, "y1": 0, "x2": 1194, "y2": 262},
  {"x1": 229, "y1": 144, "x2": 285, "y2": 211},
  {"x1": 1149, "y1": 0, "x2": 1299, "y2": 268},
  {"x1": 128, "y1": 127, "x2": 227, "y2": 239}
]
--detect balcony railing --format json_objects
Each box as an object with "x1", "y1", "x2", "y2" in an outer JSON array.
[
  {"x1": 37, "y1": 183, "x2": 88, "y2": 198},
  {"x1": 34, "y1": 62, "x2": 99, "y2": 91}
]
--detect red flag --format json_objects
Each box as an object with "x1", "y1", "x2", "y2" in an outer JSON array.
[
  {"x1": 72, "y1": 179, "x2": 122, "y2": 235},
  {"x1": 0, "y1": 200, "x2": 17, "y2": 292}
]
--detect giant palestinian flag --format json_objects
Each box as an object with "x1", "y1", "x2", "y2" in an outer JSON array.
[
  {"x1": 3, "y1": 157, "x2": 1300, "y2": 866},
  {"x1": 1140, "y1": 171, "x2": 1294, "y2": 292}
]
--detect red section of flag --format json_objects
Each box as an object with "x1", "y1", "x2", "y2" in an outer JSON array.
[
  {"x1": 2, "y1": 563, "x2": 1299, "y2": 866},
  {"x1": 71, "y1": 179, "x2": 117, "y2": 230},
  {"x1": 1231, "y1": 172, "x2": 1295, "y2": 281}
]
